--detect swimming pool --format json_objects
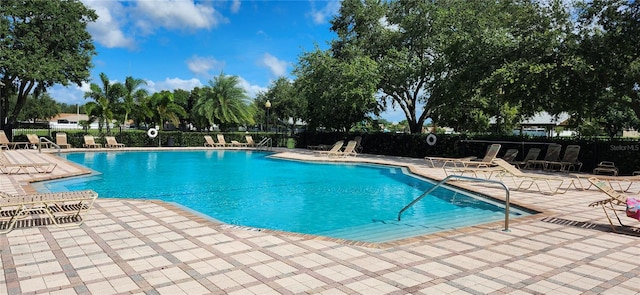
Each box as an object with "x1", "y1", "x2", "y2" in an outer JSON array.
[{"x1": 40, "y1": 150, "x2": 530, "y2": 242}]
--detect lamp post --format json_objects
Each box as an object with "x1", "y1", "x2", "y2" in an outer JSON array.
[{"x1": 265, "y1": 100, "x2": 271, "y2": 133}]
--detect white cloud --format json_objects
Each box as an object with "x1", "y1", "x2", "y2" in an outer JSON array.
[
  {"x1": 133, "y1": 0, "x2": 226, "y2": 32},
  {"x1": 145, "y1": 78, "x2": 203, "y2": 93},
  {"x1": 186, "y1": 56, "x2": 225, "y2": 76},
  {"x1": 308, "y1": 0, "x2": 341, "y2": 25},
  {"x1": 81, "y1": 0, "x2": 135, "y2": 49},
  {"x1": 81, "y1": 0, "x2": 228, "y2": 49},
  {"x1": 260, "y1": 53, "x2": 289, "y2": 77},
  {"x1": 230, "y1": 0, "x2": 241, "y2": 13},
  {"x1": 79, "y1": 81, "x2": 92, "y2": 93},
  {"x1": 237, "y1": 77, "x2": 268, "y2": 99},
  {"x1": 48, "y1": 83, "x2": 91, "y2": 105}
]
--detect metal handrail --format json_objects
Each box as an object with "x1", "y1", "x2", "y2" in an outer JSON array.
[
  {"x1": 38, "y1": 137, "x2": 61, "y2": 154},
  {"x1": 257, "y1": 137, "x2": 272, "y2": 150},
  {"x1": 397, "y1": 175, "x2": 511, "y2": 232}
]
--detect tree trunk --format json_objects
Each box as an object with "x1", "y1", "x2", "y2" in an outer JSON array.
[{"x1": 409, "y1": 120, "x2": 422, "y2": 134}]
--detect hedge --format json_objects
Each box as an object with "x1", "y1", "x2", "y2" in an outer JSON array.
[{"x1": 18, "y1": 130, "x2": 640, "y2": 175}]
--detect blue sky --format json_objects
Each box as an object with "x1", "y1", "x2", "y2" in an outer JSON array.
[{"x1": 48, "y1": 0, "x2": 406, "y2": 123}]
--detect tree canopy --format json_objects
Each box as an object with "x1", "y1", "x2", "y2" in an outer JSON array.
[
  {"x1": 18, "y1": 93, "x2": 60, "y2": 123},
  {"x1": 256, "y1": 77, "x2": 306, "y2": 135},
  {"x1": 327, "y1": 0, "x2": 584, "y2": 133},
  {"x1": 294, "y1": 47, "x2": 379, "y2": 131},
  {"x1": 577, "y1": 0, "x2": 640, "y2": 122},
  {"x1": 0, "y1": 0, "x2": 97, "y2": 132}
]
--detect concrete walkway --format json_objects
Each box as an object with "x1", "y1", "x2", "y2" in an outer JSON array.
[{"x1": 0, "y1": 148, "x2": 639, "y2": 294}]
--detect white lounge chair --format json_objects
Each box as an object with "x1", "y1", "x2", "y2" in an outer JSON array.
[
  {"x1": 231, "y1": 140, "x2": 247, "y2": 147},
  {"x1": 492, "y1": 158, "x2": 573, "y2": 195},
  {"x1": 56, "y1": 133, "x2": 72, "y2": 149},
  {"x1": 0, "y1": 130, "x2": 28, "y2": 149},
  {"x1": 0, "y1": 190, "x2": 98, "y2": 233},
  {"x1": 83, "y1": 135, "x2": 102, "y2": 148},
  {"x1": 326, "y1": 140, "x2": 358, "y2": 158},
  {"x1": 27, "y1": 134, "x2": 50, "y2": 149},
  {"x1": 426, "y1": 144, "x2": 501, "y2": 168},
  {"x1": 0, "y1": 151, "x2": 57, "y2": 174},
  {"x1": 587, "y1": 177, "x2": 637, "y2": 232},
  {"x1": 245, "y1": 135, "x2": 256, "y2": 147},
  {"x1": 105, "y1": 136, "x2": 125, "y2": 148},
  {"x1": 571, "y1": 173, "x2": 640, "y2": 193},
  {"x1": 216, "y1": 134, "x2": 231, "y2": 147},
  {"x1": 204, "y1": 135, "x2": 216, "y2": 147},
  {"x1": 315, "y1": 141, "x2": 344, "y2": 156}
]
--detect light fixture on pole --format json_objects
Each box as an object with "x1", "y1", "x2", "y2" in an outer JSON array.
[{"x1": 265, "y1": 100, "x2": 271, "y2": 132}]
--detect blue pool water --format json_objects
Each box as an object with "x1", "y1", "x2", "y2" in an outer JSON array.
[{"x1": 39, "y1": 150, "x2": 530, "y2": 242}]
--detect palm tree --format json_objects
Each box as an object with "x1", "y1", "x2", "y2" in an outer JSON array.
[
  {"x1": 194, "y1": 73, "x2": 255, "y2": 130},
  {"x1": 149, "y1": 90, "x2": 186, "y2": 130},
  {"x1": 82, "y1": 101, "x2": 99, "y2": 131},
  {"x1": 83, "y1": 73, "x2": 123, "y2": 134},
  {"x1": 122, "y1": 76, "x2": 148, "y2": 128}
]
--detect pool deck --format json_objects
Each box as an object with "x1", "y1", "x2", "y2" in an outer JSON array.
[{"x1": 1, "y1": 147, "x2": 640, "y2": 294}]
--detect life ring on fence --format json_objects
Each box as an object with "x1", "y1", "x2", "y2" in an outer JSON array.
[
  {"x1": 426, "y1": 133, "x2": 437, "y2": 146},
  {"x1": 147, "y1": 128, "x2": 158, "y2": 139}
]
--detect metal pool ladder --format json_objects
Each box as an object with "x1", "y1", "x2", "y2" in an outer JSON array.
[
  {"x1": 256, "y1": 137, "x2": 272, "y2": 150},
  {"x1": 397, "y1": 175, "x2": 511, "y2": 232},
  {"x1": 37, "y1": 136, "x2": 61, "y2": 154}
]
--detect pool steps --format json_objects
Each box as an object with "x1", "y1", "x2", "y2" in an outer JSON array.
[{"x1": 316, "y1": 207, "x2": 513, "y2": 243}]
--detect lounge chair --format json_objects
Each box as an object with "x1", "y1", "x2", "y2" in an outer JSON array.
[
  {"x1": 443, "y1": 149, "x2": 515, "y2": 178},
  {"x1": 426, "y1": 144, "x2": 501, "y2": 168},
  {"x1": 353, "y1": 136, "x2": 363, "y2": 153},
  {"x1": 571, "y1": 173, "x2": 640, "y2": 192},
  {"x1": 26, "y1": 134, "x2": 49, "y2": 149},
  {"x1": 492, "y1": 158, "x2": 573, "y2": 195},
  {"x1": 587, "y1": 177, "x2": 637, "y2": 232},
  {"x1": 245, "y1": 135, "x2": 256, "y2": 147},
  {"x1": 216, "y1": 134, "x2": 231, "y2": 147},
  {"x1": 308, "y1": 143, "x2": 334, "y2": 150},
  {"x1": 316, "y1": 141, "x2": 344, "y2": 156},
  {"x1": 0, "y1": 130, "x2": 28, "y2": 149},
  {"x1": 83, "y1": 135, "x2": 102, "y2": 148},
  {"x1": 509, "y1": 148, "x2": 541, "y2": 169},
  {"x1": 444, "y1": 163, "x2": 505, "y2": 179},
  {"x1": 0, "y1": 151, "x2": 57, "y2": 174},
  {"x1": 546, "y1": 145, "x2": 582, "y2": 172},
  {"x1": 105, "y1": 136, "x2": 125, "y2": 148},
  {"x1": 326, "y1": 140, "x2": 358, "y2": 158},
  {"x1": 501, "y1": 149, "x2": 519, "y2": 162},
  {"x1": 56, "y1": 133, "x2": 72, "y2": 149},
  {"x1": 593, "y1": 161, "x2": 619, "y2": 176},
  {"x1": 231, "y1": 140, "x2": 247, "y2": 147},
  {"x1": 524, "y1": 144, "x2": 562, "y2": 170},
  {"x1": 0, "y1": 189, "x2": 98, "y2": 233},
  {"x1": 204, "y1": 135, "x2": 216, "y2": 147}
]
